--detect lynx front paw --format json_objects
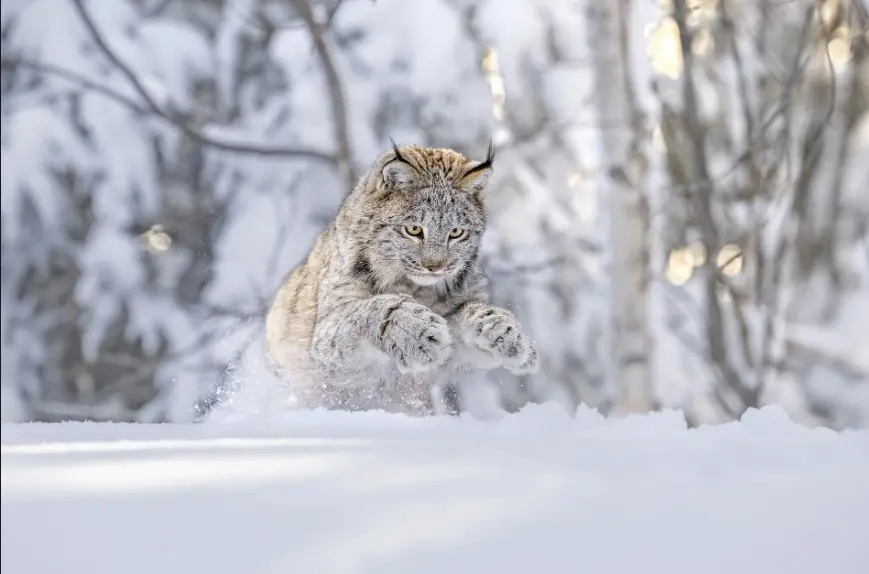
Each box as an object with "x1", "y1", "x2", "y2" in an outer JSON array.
[
  {"x1": 462, "y1": 305, "x2": 539, "y2": 374},
  {"x1": 381, "y1": 301, "x2": 453, "y2": 373}
]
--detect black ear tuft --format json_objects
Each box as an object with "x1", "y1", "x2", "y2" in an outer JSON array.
[
  {"x1": 389, "y1": 137, "x2": 410, "y2": 165},
  {"x1": 462, "y1": 140, "x2": 495, "y2": 178},
  {"x1": 459, "y1": 141, "x2": 495, "y2": 192}
]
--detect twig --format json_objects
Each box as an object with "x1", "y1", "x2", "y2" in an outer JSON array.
[
  {"x1": 716, "y1": 249, "x2": 742, "y2": 273},
  {"x1": 227, "y1": 0, "x2": 348, "y2": 34},
  {"x1": 1, "y1": 56, "x2": 148, "y2": 112}
]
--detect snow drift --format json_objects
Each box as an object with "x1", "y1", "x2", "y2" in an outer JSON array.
[{"x1": 2, "y1": 404, "x2": 868, "y2": 574}]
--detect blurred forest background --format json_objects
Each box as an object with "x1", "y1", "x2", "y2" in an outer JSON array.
[{"x1": 1, "y1": 0, "x2": 867, "y2": 428}]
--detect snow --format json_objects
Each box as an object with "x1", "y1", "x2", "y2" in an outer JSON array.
[{"x1": 3, "y1": 405, "x2": 868, "y2": 574}]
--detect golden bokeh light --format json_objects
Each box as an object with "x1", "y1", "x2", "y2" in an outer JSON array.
[
  {"x1": 686, "y1": 242, "x2": 706, "y2": 266},
  {"x1": 648, "y1": 18, "x2": 683, "y2": 79},
  {"x1": 666, "y1": 247, "x2": 695, "y2": 285},
  {"x1": 142, "y1": 224, "x2": 172, "y2": 253},
  {"x1": 717, "y1": 244, "x2": 742, "y2": 276},
  {"x1": 828, "y1": 29, "x2": 852, "y2": 72}
]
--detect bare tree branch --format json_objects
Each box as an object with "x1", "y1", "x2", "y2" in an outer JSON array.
[
  {"x1": 656, "y1": 6, "x2": 814, "y2": 204},
  {"x1": 227, "y1": 0, "x2": 348, "y2": 34},
  {"x1": 290, "y1": 0, "x2": 357, "y2": 188},
  {"x1": 61, "y1": 0, "x2": 336, "y2": 164},
  {"x1": 672, "y1": 0, "x2": 757, "y2": 410},
  {"x1": 1, "y1": 56, "x2": 148, "y2": 112}
]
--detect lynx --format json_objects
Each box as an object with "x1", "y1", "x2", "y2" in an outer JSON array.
[{"x1": 264, "y1": 143, "x2": 538, "y2": 415}]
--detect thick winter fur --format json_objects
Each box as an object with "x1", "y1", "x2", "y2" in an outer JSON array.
[{"x1": 265, "y1": 143, "x2": 538, "y2": 415}]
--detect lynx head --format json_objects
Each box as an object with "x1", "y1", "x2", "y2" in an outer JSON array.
[{"x1": 347, "y1": 142, "x2": 494, "y2": 288}]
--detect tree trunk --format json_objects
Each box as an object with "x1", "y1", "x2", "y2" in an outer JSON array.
[{"x1": 586, "y1": 0, "x2": 653, "y2": 413}]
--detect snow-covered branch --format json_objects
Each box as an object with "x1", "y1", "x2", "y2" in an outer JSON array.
[{"x1": 63, "y1": 0, "x2": 338, "y2": 164}]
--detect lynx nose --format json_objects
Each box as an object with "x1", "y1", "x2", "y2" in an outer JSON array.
[{"x1": 422, "y1": 259, "x2": 446, "y2": 273}]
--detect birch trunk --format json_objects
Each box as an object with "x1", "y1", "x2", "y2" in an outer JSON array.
[{"x1": 586, "y1": 0, "x2": 653, "y2": 412}]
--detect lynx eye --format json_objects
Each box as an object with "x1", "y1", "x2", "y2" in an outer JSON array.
[
  {"x1": 404, "y1": 225, "x2": 424, "y2": 237},
  {"x1": 448, "y1": 228, "x2": 465, "y2": 239}
]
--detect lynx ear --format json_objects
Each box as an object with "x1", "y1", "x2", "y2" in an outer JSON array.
[
  {"x1": 383, "y1": 161, "x2": 417, "y2": 188},
  {"x1": 458, "y1": 141, "x2": 495, "y2": 193},
  {"x1": 382, "y1": 139, "x2": 417, "y2": 189}
]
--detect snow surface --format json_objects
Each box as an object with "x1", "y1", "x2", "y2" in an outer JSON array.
[{"x1": 2, "y1": 405, "x2": 868, "y2": 574}]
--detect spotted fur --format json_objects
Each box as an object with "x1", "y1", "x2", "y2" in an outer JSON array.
[{"x1": 265, "y1": 143, "x2": 538, "y2": 415}]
